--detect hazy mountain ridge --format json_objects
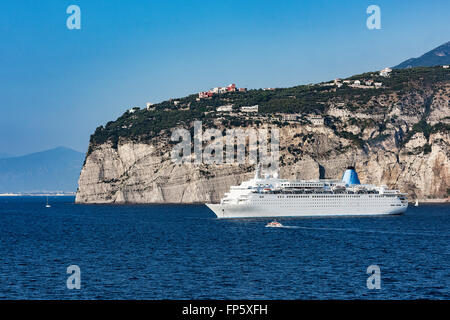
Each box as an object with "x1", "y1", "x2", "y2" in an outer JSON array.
[
  {"x1": 0, "y1": 147, "x2": 84, "y2": 193},
  {"x1": 394, "y1": 41, "x2": 450, "y2": 69}
]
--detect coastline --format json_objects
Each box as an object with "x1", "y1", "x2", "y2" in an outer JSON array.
[
  {"x1": 74, "y1": 198, "x2": 450, "y2": 205},
  {"x1": 1, "y1": 192, "x2": 447, "y2": 204},
  {"x1": 417, "y1": 198, "x2": 449, "y2": 204}
]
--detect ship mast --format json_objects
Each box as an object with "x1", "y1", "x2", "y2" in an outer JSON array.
[{"x1": 254, "y1": 163, "x2": 262, "y2": 179}]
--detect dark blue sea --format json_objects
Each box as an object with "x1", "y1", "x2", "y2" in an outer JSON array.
[{"x1": 0, "y1": 196, "x2": 448, "y2": 300}]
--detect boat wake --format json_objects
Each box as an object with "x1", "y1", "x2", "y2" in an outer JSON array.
[{"x1": 277, "y1": 225, "x2": 444, "y2": 237}]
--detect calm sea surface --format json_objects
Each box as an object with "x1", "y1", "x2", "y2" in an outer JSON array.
[{"x1": 0, "y1": 196, "x2": 448, "y2": 299}]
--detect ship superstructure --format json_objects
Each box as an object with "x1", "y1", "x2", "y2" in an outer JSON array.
[{"x1": 206, "y1": 166, "x2": 408, "y2": 218}]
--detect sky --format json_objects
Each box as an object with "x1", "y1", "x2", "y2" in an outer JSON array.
[{"x1": 0, "y1": 0, "x2": 449, "y2": 156}]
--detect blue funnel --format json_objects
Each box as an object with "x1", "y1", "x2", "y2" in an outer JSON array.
[{"x1": 342, "y1": 166, "x2": 360, "y2": 185}]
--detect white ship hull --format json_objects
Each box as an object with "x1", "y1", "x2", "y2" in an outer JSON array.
[{"x1": 207, "y1": 200, "x2": 407, "y2": 219}]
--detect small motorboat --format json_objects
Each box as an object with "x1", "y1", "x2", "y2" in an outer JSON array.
[
  {"x1": 266, "y1": 220, "x2": 283, "y2": 228},
  {"x1": 414, "y1": 199, "x2": 419, "y2": 207}
]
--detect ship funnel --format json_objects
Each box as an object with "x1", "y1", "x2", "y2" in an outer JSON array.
[{"x1": 341, "y1": 166, "x2": 361, "y2": 185}]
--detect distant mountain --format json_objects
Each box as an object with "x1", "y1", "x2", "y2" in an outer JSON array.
[
  {"x1": 394, "y1": 41, "x2": 450, "y2": 69},
  {"x1": 0, "y1": 147, "x2": 85, "y2": 193},
  {"x1": 0, "y1": 152, "x2": 12, "y2": 159}
]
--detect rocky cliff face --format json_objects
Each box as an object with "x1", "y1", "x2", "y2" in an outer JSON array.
[
  {"x1": 76, "y1": 124, "x2": 449, "y2": 204},
  {"x1": 76, "y1": 68, "x2": 450, "y2": 204}
]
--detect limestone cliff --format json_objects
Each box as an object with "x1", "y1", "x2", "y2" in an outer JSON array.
[{"x1": 76, "y1": 67, "x2": 450, "y2": 203}]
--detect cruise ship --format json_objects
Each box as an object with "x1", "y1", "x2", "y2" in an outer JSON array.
[{"x1": 206, "y1": 166, "x2": 408, "y2": 218}]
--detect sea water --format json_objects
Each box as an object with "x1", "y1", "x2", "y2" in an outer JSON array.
[{"x1": 0, "y1": 196, "x2": 448, "y2": 299}]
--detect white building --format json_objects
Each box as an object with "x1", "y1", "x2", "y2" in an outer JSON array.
[
  {"x1": 282, "y1": 114, "x2": 299, "y2": 121},
  {"x1": 354, "y1": 80, "x2": 361, "y2": 85},
  {"x1": 217, "y1": 104, "x2": 233, "y2": 112},
  {"x1": 241, "y1": 105, "x2": 259, "y2": 113},
  {"x1": 379, "y1": 67, "x2": 392, "y2": 77},
  {"x1": 374, "y1": 82, "x2": 383, "y2": 88},
  {"x1": 443, "y1": 65, "x2": 449, "y2": 69},
  {"x1": 308, "y1": 115, "x2": 324, "y2": 126}
]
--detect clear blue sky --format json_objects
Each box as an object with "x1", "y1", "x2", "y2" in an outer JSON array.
[{"x1": 0, "y1": 0, "x2": 449, "y2": 155}]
